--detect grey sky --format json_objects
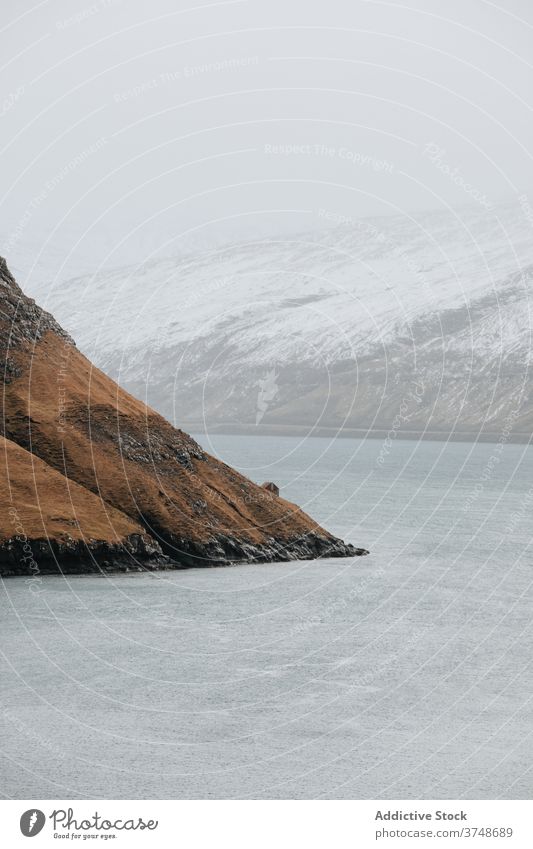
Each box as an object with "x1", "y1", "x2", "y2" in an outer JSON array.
[{"x1": 1, "y1": 0, "x2": 533, "y2": 282}]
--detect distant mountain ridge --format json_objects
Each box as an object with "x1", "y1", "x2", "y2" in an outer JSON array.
[{"x1": 28, "y1": 201, "x2": 533, "y2": 441}]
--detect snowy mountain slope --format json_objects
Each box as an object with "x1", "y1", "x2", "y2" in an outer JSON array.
[{"x1": 27, "y1": 202, "x2": 533, "y2": 440}]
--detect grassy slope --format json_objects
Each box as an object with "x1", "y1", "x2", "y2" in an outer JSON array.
[
  {"x1": 4, "y1": 330, "x2": 338, "y2": 559},
  {"x1": 0, "y1": 433, "x2": 146, "y2": 543},
  {"x1": 0, "y1": 257, "x2": 360, "y2": 566}
]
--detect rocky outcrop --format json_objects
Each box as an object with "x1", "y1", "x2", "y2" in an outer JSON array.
[
  {"x1": 0, "y1": 257, "x2": 367, "y2": 575},
  {"x1": 0, "y1": 533, "x2": 172, "y2": 577},
  {"x1": 0, "y1": 256, "x2": 73, "y2": 381},
  {"x1": 262, "y1": 481, "x2": 280, "y2": 496},
  {"x1": 159, "y1": 533, "x2": 368, "y2": 569}
]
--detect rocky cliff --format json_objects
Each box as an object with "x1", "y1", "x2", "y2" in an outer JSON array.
[{"x1": 0, "y1": 258, "x2": 366, "y2": 575}]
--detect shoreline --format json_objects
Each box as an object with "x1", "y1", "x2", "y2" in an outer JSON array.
[{"x1": 185, "y1": 422, "x2": 532, "y2": 445}]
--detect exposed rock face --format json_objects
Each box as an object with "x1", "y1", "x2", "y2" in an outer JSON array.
[
  {"x1": 0, "y1": 257, "x2": 73, "y2": 381},
  {"x1": 0, "y1": 534, "x2": 173, "y2": 577},
  {"x1": 0, "y1": 258, "x2": 367, "y2": 575}
]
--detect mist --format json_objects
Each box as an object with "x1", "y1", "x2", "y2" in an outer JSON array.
[{"x1": 1, "y1": 0, "x2": 533, "y2": 285}]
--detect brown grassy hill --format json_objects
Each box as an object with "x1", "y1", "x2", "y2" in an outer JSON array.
[
  {"x1": 0, "y1": 257, "x2": 367, "y2": 573},
  {"x1": 0, "y1": 434, "x2": 167, "y2": 575}
]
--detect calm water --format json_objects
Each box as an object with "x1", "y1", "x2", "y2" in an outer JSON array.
[{"x1": 1, "y1": 435, "x2": 532, "y2": 799}]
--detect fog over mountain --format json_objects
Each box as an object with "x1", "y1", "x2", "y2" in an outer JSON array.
[
  {"x1": 28, "y1": 200, "x2": 533, "y2": 442},
  {"x1": 2, "y1": 0, "x2": 533, "y2": 293},
  {"x1": 3, "y1": 0, "x2": 533, "y2": 442}
]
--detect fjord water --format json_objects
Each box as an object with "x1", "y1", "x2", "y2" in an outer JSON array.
[{"x1": 1, "y1": 434, "x2": 531, "y2": 799}]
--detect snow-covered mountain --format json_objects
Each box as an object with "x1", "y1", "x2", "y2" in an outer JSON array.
[{"x1": 27, "y1": 201, "x2": 533, "y2": 441}]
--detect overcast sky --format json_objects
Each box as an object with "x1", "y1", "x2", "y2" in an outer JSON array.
[{"x1": 1, "y1": 0, "x2": 533, "y2": 282}]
